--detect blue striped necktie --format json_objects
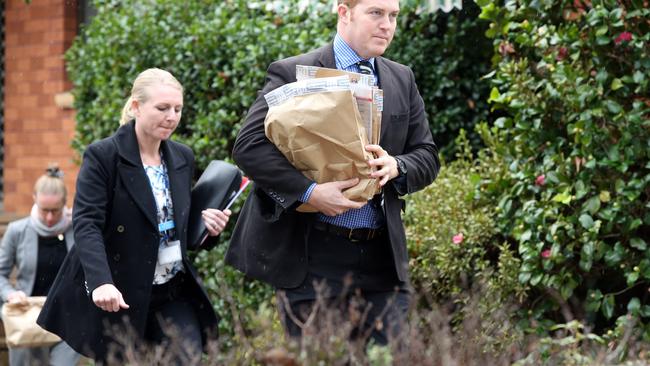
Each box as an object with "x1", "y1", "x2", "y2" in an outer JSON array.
[{"x1": 357, "y1": 60, "x2": 374, "y2": 75}]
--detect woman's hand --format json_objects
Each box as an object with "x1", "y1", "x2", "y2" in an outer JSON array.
[
  {"x1": 7, "y1": 290, "x2": 27, "y2": 304},
  {"x1": 202, "y1": 208, "x2": 231, "y2": 236},
  {"x1": 92, "y1": 284, "x2": 130, "y2": 312}
]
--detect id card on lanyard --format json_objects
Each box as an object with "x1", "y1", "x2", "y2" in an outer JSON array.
[{"x1": 147, "y1": 158, "x2": 183, "y2": 266}]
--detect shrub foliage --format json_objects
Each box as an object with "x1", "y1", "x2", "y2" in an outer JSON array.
[{"x1": 477, "y1": 0, "x2": 650, "y2": 339}]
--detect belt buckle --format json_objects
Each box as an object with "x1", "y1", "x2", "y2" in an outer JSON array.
[
  {"x1": 348, "y1": 229, "x2": 359, "y2": 243},
  {"x1": 367, "y1": 229, "x2": 374, "y2": 241}
]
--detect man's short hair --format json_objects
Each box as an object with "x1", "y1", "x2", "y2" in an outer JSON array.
[{"x1": 338, "y1": 0, "x2": 359, "y2": 7}]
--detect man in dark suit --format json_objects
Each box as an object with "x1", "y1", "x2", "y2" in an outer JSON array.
[{"x1": 227, "y1": 0, "x2": 439, "y2": 344}]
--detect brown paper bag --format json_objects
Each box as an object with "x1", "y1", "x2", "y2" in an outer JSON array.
[
  {"x1": 265, "y1": 90, "x2": 380, "y2": 212},
  {"x1": 2, "y1": 296, "x2": 61, "y2": 348},
  {"x1": 298, "y1": 66, "x2": 382, "y2": 145}
]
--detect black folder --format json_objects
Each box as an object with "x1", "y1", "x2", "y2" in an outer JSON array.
[{"x1": 187, "y1": 160, "x2": 241, "y2": 248}]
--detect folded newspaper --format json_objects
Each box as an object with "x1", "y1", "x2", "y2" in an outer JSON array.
[{"x1": 264, "y1": 68, "x2": 384, "y2": 211}]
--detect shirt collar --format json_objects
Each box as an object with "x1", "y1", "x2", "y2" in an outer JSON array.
[{"x1": 333, "y1": 33, "x2": 375, "y2": 71}]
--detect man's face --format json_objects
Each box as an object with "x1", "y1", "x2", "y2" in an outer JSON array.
[{"x1": 339, "y1": 0, "x2": 400, "y2": 59}]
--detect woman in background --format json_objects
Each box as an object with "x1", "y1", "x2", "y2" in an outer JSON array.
[{"x1": 0, "y1": 166, "x2": 81, "y2": 366}]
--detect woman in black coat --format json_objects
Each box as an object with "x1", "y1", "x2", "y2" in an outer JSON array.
[{"x1": 38, "y1": 68, "x2": 231, "y2": 364}]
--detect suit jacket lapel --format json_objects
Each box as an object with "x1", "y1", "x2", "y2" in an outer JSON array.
[
  {"x1": 115, "y1": 122, "x2": 158, "y2": 229},
  {"x1": 375, "y1": 57, "x2": 394, "y2": 144},
  {"x1": 317, "y1": 43, "x2": 336, "y2": 69}
]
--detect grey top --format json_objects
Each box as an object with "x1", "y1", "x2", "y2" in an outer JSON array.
[{"x1": 0, "y1": 217, "x2": 74, "y2": 305}]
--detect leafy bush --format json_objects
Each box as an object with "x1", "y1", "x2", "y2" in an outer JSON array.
[
  {"x1": 404, "y1": 131, "x2": 525, "y2": 311},
  {"x1": 68, "y1": 0, "x2": 493, "y2": 162},
  {"x1": 67, "y1": 0, "x2": 335, "y2": 168},
  {"x1": 477, "y1": 0, "x2": 650, "y2": 339}
]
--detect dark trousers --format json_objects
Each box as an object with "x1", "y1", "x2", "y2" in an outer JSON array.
[
  {"x1": 144, "y1": 272, "x2": 203, "y2": 365},
  {"x1": 278, "y1": 227, "x2": 411, "y2": 345},
  {"x1": 97, "y1": 273, "x2": 204, "y2": 365}
]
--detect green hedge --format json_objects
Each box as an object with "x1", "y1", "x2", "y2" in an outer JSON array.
[
  {"x1": 68, "y1": 0, "x2": 492, "y2": 162},
  {"x1": 404, "y1": 131, "x2": 527, "y2": 338},
  {"x1": 477, "y1": 0, "x2": 650, "y2": 340}
]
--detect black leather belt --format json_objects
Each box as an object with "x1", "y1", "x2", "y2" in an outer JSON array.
[{"x1": 312, "y1": 221, "x2": 386, "y2": 242}]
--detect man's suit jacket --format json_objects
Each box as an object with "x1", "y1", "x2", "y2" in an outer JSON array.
[
  {"x1": 37, "y1": 121, "x2": 218, "y2": 360},
  {"x1": 0, "y1": 218, "x2": 74, "y2": 304},
  {"x1": 227, "y1": 44, "x2": 439, "y2": 289}
]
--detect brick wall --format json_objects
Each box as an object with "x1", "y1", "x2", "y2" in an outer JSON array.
[{"x1": 3, "y1": 0, "x2": 78, "y2": 214}]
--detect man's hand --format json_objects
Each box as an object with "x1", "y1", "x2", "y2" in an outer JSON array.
[
  {"x1": 365, "y1": 144, "x2": 399, "y2": 186},
  {"x1": 92, "y1": 284, "x2": 129, "y2": 312},
  {"x1": 307, "y1": 178, "x2": 366, "y2": 216},
  {"x1": 7, "y1": 290, "x2": 27, "y2": 304}
]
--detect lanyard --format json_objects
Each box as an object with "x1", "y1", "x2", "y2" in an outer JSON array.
[{"x1": 145, "y1": 156, "x2": 176, "y2": 242}]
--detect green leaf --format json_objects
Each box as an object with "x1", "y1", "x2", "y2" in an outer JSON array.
[
  {"x1": 580, "y1": 258, "x2": 593, "y2": 271},
  {"x1": 610, "y1": 78, "x2": 623, "y2": 90},
  {"x1": 583, "y1": 196, "x2": 601, "y2": 215},
  {"x1": 604, "y1": 100, "x2": 622, "y2": 114},
  {"x1": 575, "y1": 180, "x2": 587, "y2": 199},
  {"x1": 641, "y1": 306, "x2": 650, "y2": 318},
  {"x1": 469, "y1": 173, "x2": 481, "y2": 186},
  {"x1": 629, "y1": 218, "x2": 642, "y2": 231},
  {"x1": 582, "y1": 242, "x2": 594, "y2": 257},
  {"x1": 626, "y1": 271, "x2": 639, "y2": 286},
  {"x1": 579, "y1": 214, "x2": 594, "y2": 229},
  {"x1": 630, "y1": 238, "x2": 647, "y2": 251},
  {"x1": 488, "y1": 87, "x2": 501, "y2": 103},
  {"x1": 633, "y1": 70, "x2": 644, "y2": 84},
  {"x1": 553, "y1": 192, "x2": 573, "y2": 205},
  {"x1": 602, "y1": 295, "x2": 615, "y2": 319},
  {"x1": 530, "y1": 272, "x2": 544, "y2": 286}
]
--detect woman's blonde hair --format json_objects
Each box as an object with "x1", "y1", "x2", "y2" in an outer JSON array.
[
  {"x1": 34, "y1": 164, "x2": 67, "y2": 203},
  {"x1": 119, "y1": 68, "x2": 184, "y2": 125}
]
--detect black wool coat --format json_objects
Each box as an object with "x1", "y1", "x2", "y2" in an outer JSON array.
[{"x1": 38, "y1": 121, "x2": 219, "y2": 360}]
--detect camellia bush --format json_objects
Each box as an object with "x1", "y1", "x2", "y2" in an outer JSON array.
[
  {"x1": 405, "y1": 131, "x2": 524, "y2": 304},
  {"x1": 477, "y1": 0, "x2": 649, "y2": 341}
]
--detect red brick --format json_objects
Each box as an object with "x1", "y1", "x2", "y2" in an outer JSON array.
[
  {"x1": 30, "y1": 3, "x2": 63, "y2": 19},
  {"x1": 48, "y1": 144, "x2": 75, "y2": 156},
  {"x1": 4, "y1": 0, "x2": 81, "y2": 214},
  {"x1": 15, "y1": 82, "x2": 31, "y2": 95},
  {"x1": 22, "y1": 19, "x2": 51, "y2": 33},
  {"x1": 20, "y1": 31, "x2": 45, "y2": 44},
  {"x1": 43, "y1": 56, "x2": 64, "y2": 69},
  {"x1": 44, "y1": 30, "x2": 66, "y2": 43}
]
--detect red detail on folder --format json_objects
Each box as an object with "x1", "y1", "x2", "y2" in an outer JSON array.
[
  {"x1": 225, "y1": 176, "x2": 250, "y2": 210},
  {"x1": 199, "y1": 177, "x2": 251, "y2": 246}
]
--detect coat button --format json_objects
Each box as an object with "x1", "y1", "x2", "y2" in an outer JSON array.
[
  {"x1": 117, "y1": 225, "x2": 125, "y2": 233},
  {"x1": 113, "y1": 254, "x2": 121, "y2": 262}
]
